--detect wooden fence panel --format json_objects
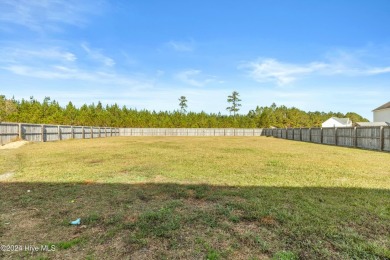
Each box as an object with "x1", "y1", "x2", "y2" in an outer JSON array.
[
  {"x1": 356, "y1": 127, "x2": 381, "y2": 150},
  {"x1": 223, "y1": 129, "x2": 234, "y2": 136},
  {"x1": 175, "y1": 128, "x2": 185, "y2": 136},
  {"x1": 281, "y1": 129, "x2": 287, "y2": 139},
  {"x1": 287, "y1": 129, "x2": 293, "y2": 140},
  {"x1": 384, "y1": 127, "x2": 390, "y2": 152},
  {"x1": 254, "y1": 129, "x2": 263, "y2": 136},
  {"x1": 0, "y1": 123, "x2": 19, "y2": 145},
  {"x1": 73, "y1": 126, "x2": 83, "y2": 139},
  {"x1": 234, "y1": 129, "x2": 243, "y2": 136},
  {"x1": 84, "y1": 127, "x2": 92, "y2": 139},
  {"x1": 23, "y1": 124, "x2": 42, "y2": 142},
  {"x1": 275, "y1": 129, "x2": 281, "y2": 138},
  {"x1": 322, "y1": 128, "x2": 336, "y2": 145},
  {"x1": 310, "y1": 128, "x2": 322, "y2": 143},
  {"x1": 213, "y1": 129, "x2": 224, "y2": 136},
  {"x1": 99, "y1": 128, "x2": 106, "y2": 138},
  {"x1": 337, "y1": 127, "x2": 354, "y2": 147},
  {"x1": 91, "y1": 127, "x2": 99, "y2": 138},
  {"x1": 293, "y1": 129, "x2": 301, "y2": 141},
  {"x1": 60, "y1": 126, "x2": 72, "y2": 140},
  {"x1": 301, "y1": 128, "x2": 310, "y2": 142},
  {"x1": 44, "y1": 125, "x2": 59, "y2": 141}
]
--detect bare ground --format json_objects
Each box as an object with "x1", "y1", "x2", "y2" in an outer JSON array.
[{"x1": 0, "y1": 140, "x2": 29, "y2": 150}]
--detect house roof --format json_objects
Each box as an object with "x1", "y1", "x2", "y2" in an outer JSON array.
[
  {"x1": 373, "y1": 101, "x2": 390, "y2": 111},
  {"x1": 356, "y1": 122, "x2": 390, "y2": 127},
  {"x1": 332, "y1": 117, "x2": 351, "y2": 125}
]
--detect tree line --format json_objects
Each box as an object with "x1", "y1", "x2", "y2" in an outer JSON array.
[{"x1": 0, "y1": 94, "x2": 368, "y2": 128}]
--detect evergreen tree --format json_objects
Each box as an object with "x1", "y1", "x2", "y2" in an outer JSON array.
[
  {"x1": 226, "y1": 91, "x2": 242, "y2": 116},
  {"x1": 0, "y1": 95, "x2": 16, "y2": 121},
  {"x1": 0, "y1": 94, "x2": 369, "y2": 128},
  {"x1": 178, "y1": 96, "x2": 188, "y2": 113}
]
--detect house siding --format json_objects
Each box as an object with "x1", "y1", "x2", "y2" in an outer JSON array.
[
  {"x1": 374, "y1": 108, "x2": 390, "y2": 122},
  {"x1": 322, "y1": 118, "x2": 352, "y2": 128}
]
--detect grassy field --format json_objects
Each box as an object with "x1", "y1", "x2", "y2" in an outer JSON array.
[{"x1": 1, "y1": 136, "x2": 389, "y2": 259}]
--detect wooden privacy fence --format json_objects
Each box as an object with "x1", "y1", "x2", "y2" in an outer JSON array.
[
  {"x1": 262, "y1": 127, "x2": 390, "y2": 152},
  {"x1": 0, "y1": 122, "x2": 119, "y2": 145},
  {"x1": 0, "y1": 123, "x2": 263, "y2": 145},
  {"x1": 119, "y1": 128, "x2": 263, "y2": 136}
]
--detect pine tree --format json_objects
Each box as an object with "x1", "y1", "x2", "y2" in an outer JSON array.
[
  {"x1": 226, "y1": 91, "x2": 242, "y2": 116},
  {"x1": 178, "y1": 96, "x2": 188, "y2": 113}
]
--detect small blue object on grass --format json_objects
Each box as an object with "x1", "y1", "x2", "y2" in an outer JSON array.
[{"x1": 70, "y1": 218, "x2": 81, "y2": 225}]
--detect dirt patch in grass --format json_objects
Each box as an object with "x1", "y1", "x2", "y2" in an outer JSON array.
[
  {"x1": 0, "y1": 140, "x2": 29, "y2": 149},
  {"x1": 0, "y1": 172, "x2": 14, "y2": 181}
]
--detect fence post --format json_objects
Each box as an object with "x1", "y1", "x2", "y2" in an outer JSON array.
[
  {"x1": 18, "y1": 123, "x2": 22, "y2": 140},
  {"x1": 320, "y1": 128, "x2": 323, "y2": 144},
  {"x1": 82, "y1": 127, "x2": 85, "y2": 139},
  {"x1": 335, "y1": 127, "x2": 338, "y2": 146},
  {"x1": 309, "y1": 128, "x2": 312, "y2": 142},
  {"x1": 380, "y1": 126, "x2": 384, "y2": 151},
  {"x1": 58, "y1": 125, "x2": 61, "y2": 140},
  {"x1": 71, "y1": 126, "x2": 74, "y2": 139},
  {"x1": 91, "y1": 127, "x2": 93, "y2": 139},
  {"x1": 41, "y1": 124, "x2": 45, "y2": 142},
  {"x1": 299, "y1": 128, "x2": 302, "y2": 141},
  {"x1": 354, "y1": 127, "x2": 357, "y2": 147}
]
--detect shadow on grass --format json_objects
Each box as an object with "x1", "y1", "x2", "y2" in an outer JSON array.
[{"x1": 1, "y1": 182, "x2": 389, "y2": 259}]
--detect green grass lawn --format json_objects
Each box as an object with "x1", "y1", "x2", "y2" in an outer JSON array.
[{"x1": 1, "y1": 136, "x2": 389, "y2": 259}]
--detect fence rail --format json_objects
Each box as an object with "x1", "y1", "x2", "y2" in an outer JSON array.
[
  {"x1": 262, "y1": 127, "x2": 390, "y2": 152},
  {"x1": 0, "y1": 122, "x2": 263, "y2": 145}
]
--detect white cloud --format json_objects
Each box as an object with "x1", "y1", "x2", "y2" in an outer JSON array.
[
  {"x1": 242, "y1": 55, "x2": 390, "y2": 85},
  {"x1": 1, "y1": 47, "x2": 77, "y2": 63},
  {"x1": 1, "y1": 65, "x2": 148, "y2": 88},
  {"x1": 243, "y1": 59, "x2": 327, "y2": 85},
  {"x1": 365, "y1": 67, "x2": 390, "y2": 75},
  {"x1": 81, "y1": 43, "x2": 115, "y2": 67},
  {"x1": 175, "y1": 69, "x2": 218, "y2": 87},
  {"x1": 167, "y1": 41, "x2": 194, "y2": 52},
  {"x1": 0, "y1": 0, "x2": 105, "y2": 32}
]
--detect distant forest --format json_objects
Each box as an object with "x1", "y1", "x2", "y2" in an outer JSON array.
[{"x1": 0, "y1": 95, "x2": 368, "y2": 128}]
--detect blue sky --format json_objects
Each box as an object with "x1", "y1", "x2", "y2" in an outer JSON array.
[{"x1": 1, "y1": 0, "x2": 390, "y2": 120}]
